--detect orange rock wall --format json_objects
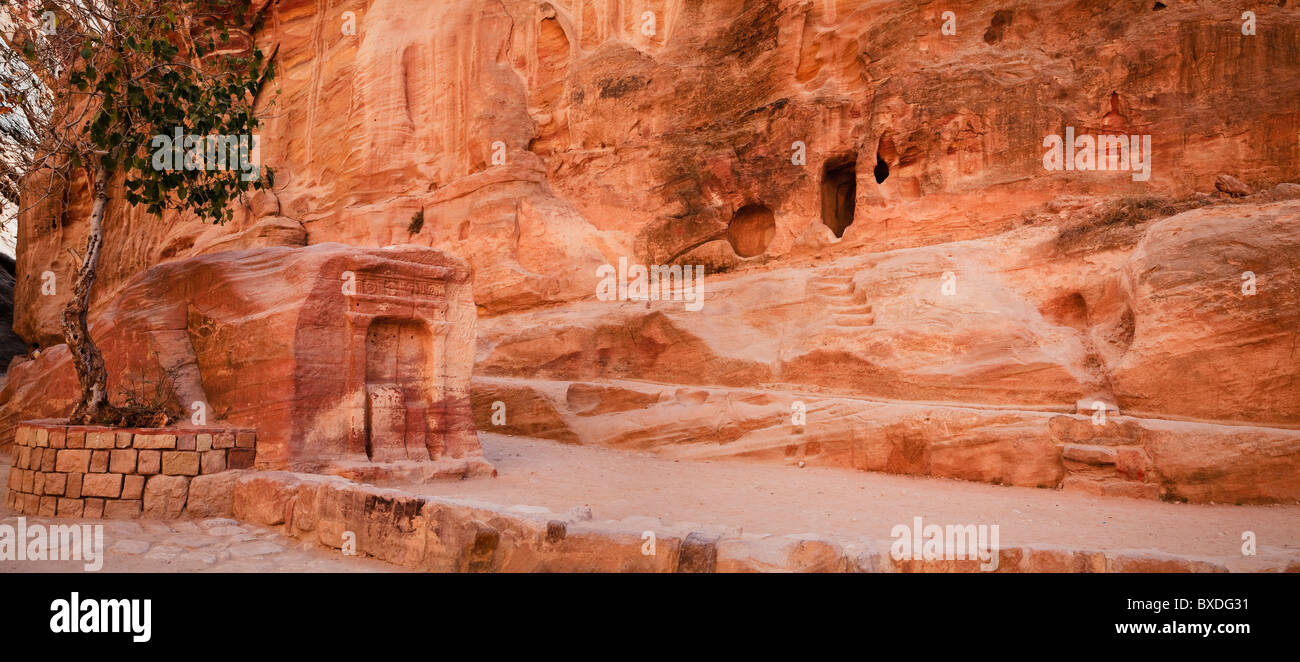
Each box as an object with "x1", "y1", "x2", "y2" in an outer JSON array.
[
  {"x1": 16, "y1": 1, "x2": 1300, "y2": 339},
  {"x1": 8, "y1": 1, "x2": 1300, "y2": 500}
]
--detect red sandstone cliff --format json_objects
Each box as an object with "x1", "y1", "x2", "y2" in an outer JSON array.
[{"x1": 6, "y1": 0, "x2": 1300, "y2": 501}]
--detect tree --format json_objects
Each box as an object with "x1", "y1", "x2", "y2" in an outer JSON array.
[{"x1": 0, "y1": 0, "x2": 274, "y2": 424}]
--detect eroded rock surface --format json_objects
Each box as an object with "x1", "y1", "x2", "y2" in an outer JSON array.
[
  {"x1": 0, "y1": 244, "x2": 489, "y2": 476},
  {"x1": 6, "y1": 1, "x2": 1300, "y2": 502}
]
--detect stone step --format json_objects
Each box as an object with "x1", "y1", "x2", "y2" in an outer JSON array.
[
  {"x1": 830, "y1": 304, "x2": 873, "y2": 315},
  {"x1": 834, "y1": 314, "x2": 875, "y2": 327},
  {"x1": 811, "y1": 285, "x2": 853, "y2": 296},
  {"x1": 810, "y1": 295, "x2": 853, "y2": 306},
  {"x1": 1062, "y1": 443, "x2": 1117, "y2": 466}
]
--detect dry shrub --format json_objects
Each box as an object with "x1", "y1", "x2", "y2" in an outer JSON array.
[
  {"x1": 91, "y1": 367, "x2": 183, "y2": 428},
  {"x1": 407, "y1": 209, "x2": 425, "y2": 234},
  {"x1": 1055, "y1": 195, "x2": 1200, "y2": 251}
]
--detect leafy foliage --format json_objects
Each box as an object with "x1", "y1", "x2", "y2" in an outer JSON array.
[
  {"x1": 0, "y1": 1, "x2": 277, "y2": 425},
  {"x1": 2, "y1": 0, "x2": 276, "y2": 225}
]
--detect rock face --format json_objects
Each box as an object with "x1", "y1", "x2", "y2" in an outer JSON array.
[
  {"x1": 6, "y1": 2, "x2": 1300, "y2": 502},
  {"x1": 0, "y1": 244, "x2": 489, "y2": 476},
  {"x1": 0, "y1": 254, "x2": 29, "y2": 374},
  {"x1": 15, "y1": 1, "x2": 1300, "y2": 336}
]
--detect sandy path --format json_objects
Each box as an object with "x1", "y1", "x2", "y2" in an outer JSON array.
[
  {"x1": 5, "y1": 437, "x2": 1297, "y2": 572},
  {"x1": 394, "y1": 434, "x2": 1300, "y2": 569},
  {"x1": 0, "y1": 511, "x2": 402, "y2": 573},
  {"x1": 0, "y1": 512, "x2": 402, "y2": 573}
]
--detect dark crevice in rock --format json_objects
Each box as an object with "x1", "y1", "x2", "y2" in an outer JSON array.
[{"x1": 821, "y1": 156, "x2": 857, "y2": 238}]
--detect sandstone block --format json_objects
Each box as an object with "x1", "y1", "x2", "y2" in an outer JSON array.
[
  {"x1": 83, "y1": 498, "x2": 104, "y2": 518},
  {"x1": 1021, "y1": 545, "x2": 1092, "y2": 573},
  {"x1": 81, "y1": 473, "x2": 124, "y2": 498},
  {"x1": 227, "y1": 448, "x2": 255, "y2": 469},
  {"x1": 55, "y1": 449, "x2": 91, "y2": 473},
  {"x1": 137, "y1": 450, "x2": 161, "y2": 474},
  {"x1": 56, "y1": 498, "x2": 84, "y2": 518},
  {"x1": 105, "y1": 500, "x2": 143, "y2": 519},
  {"x1": 109, "y1": 449, "x2": 138, "y2": 474},
  {"x1": 1107, "y1": 551, "x2": 1227, "y2": 573},
  {"x1": 133, "y1": 434, "x2": 177, "y2": 450},
  {"x1": 677, "y1": 532, "x2": 721, "y2": 573},
  {"x1": 85, "y1": 431, "x2": 115, "y2": 449},
  {"x1": 200, "y1": 450, "x2": 227, "y2": 474},
  {"x1": 122, "y1": 474, "x2": 145, "y2": 500},
  {"x1": 186, "y1": 471, "x2": 244, "y2": 518},
  {"x1": 162, "y1": 451, "x2": 200, "y2": 476},
  {"x1": 232, "y1": 472, "x2": 301, "y2": 526},
  {"x1": 716, "y1": 534, "x2": 846, "y2": 572},
  {"x1": 143, "y1": 475, "x2": 190, "y2": 518},
  {"x1": 43, "y1": 473, "x2": 67, "y2": 497}
]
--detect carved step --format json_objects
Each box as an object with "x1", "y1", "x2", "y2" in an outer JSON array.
[
  {"x1": 830, "y1": 304, "x2": 873, "y2": 315},
  {"x1": 834, "y1": 314, "x2": 875, "y2": 327},
  {"x1": 811, "y1": 285, "x2": 853, "y2": 297},
  {"x1": 1062, "y1": 443, "x2": 1116, "y2": 466},
  {"x1": 1069, "y1": 436, "x2": 1137, "y2": 447}
]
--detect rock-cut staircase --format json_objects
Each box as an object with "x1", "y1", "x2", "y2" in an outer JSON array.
[{"x1": 809, "y1": 273, "x2": 874, "y2": 327}]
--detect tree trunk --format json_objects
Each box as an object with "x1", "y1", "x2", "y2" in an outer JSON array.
[{"x1": 63, "y1": 166, "x2": 112, "y2": 424}]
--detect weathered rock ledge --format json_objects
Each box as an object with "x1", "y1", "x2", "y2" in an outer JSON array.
[{"x1": 226, "y1": 470, "x2": 1297, "y2": 573}]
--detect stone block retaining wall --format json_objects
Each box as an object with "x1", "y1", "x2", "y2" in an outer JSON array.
[{"x1": 4, "y1": 421, "x2": 255, "y2": 519}]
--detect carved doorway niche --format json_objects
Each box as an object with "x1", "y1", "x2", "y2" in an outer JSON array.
[{"x1": 364, "y1": 318, "x2": 439, "y2": 462}]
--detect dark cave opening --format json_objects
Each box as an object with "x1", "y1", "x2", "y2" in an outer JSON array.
[
  {"x1": 873, "y1": 155, "x2": 890, "y2": 184},
  {"x1": 820, "y1": 157, "x2": 857, "y2": 238}
]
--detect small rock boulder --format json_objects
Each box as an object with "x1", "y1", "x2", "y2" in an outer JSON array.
[
  {"x1": 1271, "y1": 182, "x2": 1300, "y2": 199},
  {"x1": 1214, "y1": 174, "x2": 1251, "y2": 197}
]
